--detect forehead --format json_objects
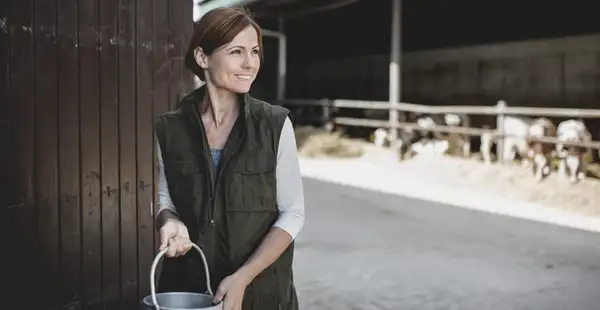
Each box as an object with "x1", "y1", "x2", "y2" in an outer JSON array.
[{"x1": 225, "y1": 26, "x2": 259, "y2": 48}]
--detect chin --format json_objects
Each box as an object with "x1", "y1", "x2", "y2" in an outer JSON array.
[{"x1": 227, "y1": 83, "x2": 253, "y2": 94}]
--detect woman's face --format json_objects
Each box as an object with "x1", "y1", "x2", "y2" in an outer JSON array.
[{"x1": 197, "y1": 26, "x2": 261, "y2": 94}]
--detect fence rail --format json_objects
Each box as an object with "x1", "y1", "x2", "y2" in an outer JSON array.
[
  {"x1": 281, "y1": 99, "x2": 600, "y2": 118},
  {"x1": 279, "y1": 99, "x2": 600, "y2": 161}
]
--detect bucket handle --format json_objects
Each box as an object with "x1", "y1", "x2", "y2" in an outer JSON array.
[{"x1": 150, "y1": 243, "x2": 214, "y2": 309}]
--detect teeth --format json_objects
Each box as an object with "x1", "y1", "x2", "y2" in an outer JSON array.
[{"x1": 235, "y1": 75, "x2": 251, "y2": 80}]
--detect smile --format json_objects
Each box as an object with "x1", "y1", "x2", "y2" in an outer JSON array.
[{"x1": 235, "y1": 74, "x2": 252, "y2": 80}]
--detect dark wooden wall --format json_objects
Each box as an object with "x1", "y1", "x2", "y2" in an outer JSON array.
[
  {"x1": 288, "y1": 34, "x2": 600, "y2": 108},
  {"x1": 286, "y1": 35, "x2": 600, "y2": 137},
  {"x1": 2, "y1": 0, "x2": 194, "y2": 308}
]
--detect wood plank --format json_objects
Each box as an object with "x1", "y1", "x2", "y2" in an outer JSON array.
[
  {"x1": 180, "y1": 0, "x2": 194, "y2": 93},
  {"x1": 564, "y1": 51, "x2": 597, "y2": 110},
  {"x1": 501, "y1": 57, "x2": 530, "y2": 106},
  {"x1": 529, "y1": 53, "x2": 562, "y2": 107},
  {"x1": 118, "y1": 0, "x2": 139, "y2": 307},
  {"x1": 79, "y1": 0, "x2": 102, "y2": 307},
  {"x1": 3, "y1": 1, "x2": 14, "y2": 305},
  {"x1": 0, "y1": 0, "x2": 7, "y2": 120},
  {"x1": 99, "y1": 0, "x2": 122, "y2": 307},
  {"x1": 168, "y1": 0, "x2": 183, "y2": 109},
  {"x1": 1, "y1": 122, "x2": 10, "y2": 305},
  {"x1": 179, "y1": 0, "x2": 192, "y2": 94},
  {"x1": 1, "y1": 0, "x2": 11, "y2": 296},
  {"x1": 152, "y1": 0, "x2": 171, "y2": 259},
  {"x1": 8, "y1": 0, "x2": 37, "y2": 307},
  {"x1": 478, "y1": 58, "x2": 504, "y2": 102},
  {"x1": 136, "y1": 0, "x2": 155, "y2": 300},
  {"x1": 57, "y1": 0, "x2": 82, "y2": 308},
  {"x1": 153, "y1": 0, "x2": 170, "y2": 117},
  {"x1": 34, "y1": 0, "x2": 60, "y2": 307}
]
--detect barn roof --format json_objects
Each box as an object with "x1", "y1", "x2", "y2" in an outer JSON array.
[{"x1": 196, "y1": 0, "x2": 362, "y2": 19}]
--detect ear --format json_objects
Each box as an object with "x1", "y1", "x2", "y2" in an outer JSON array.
[{"x1": 194, "y1": 47, "x2": 208, "y2": 69}]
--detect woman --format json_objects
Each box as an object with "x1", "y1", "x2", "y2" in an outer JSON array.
[{"x1": 154, "y1": 7, "x2": 305, "y2": 310}]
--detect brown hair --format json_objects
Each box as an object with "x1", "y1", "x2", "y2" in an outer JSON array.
[{"x1": 184, "y1": 7, "x2": 263, "y2": 81}]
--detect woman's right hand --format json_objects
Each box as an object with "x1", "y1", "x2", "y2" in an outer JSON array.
[{"x1": 159, "y1": 218, "x2": 193, "y2": 257}]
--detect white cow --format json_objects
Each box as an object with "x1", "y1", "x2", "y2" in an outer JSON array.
[
  {"x1": 373, "y1": 128, "x2": 390, "y2": 147},
  {"x1": 481, "y1": 116, "x2": 535, "y2": 165},
  {"x1": 527, "y1": 118, "x2": 557, "y2": 181},
  {"x1": 556, "y1": 119, "x2": 592, "y2": 183}
]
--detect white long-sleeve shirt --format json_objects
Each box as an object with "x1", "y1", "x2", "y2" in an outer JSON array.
[{"x1": 156, "y1": 116, "x2": 305, "y2": 239}]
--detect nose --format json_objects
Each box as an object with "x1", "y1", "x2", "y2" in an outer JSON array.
[{"x1": 241, "y1": 51, "x2": 258, "y2": 69}]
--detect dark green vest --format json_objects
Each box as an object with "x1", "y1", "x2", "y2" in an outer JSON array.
[{"x1": 154, "y1": 87, "x2": 298, "y2": 310}]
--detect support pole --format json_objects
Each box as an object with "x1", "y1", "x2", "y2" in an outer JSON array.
[
  {"x1": 260, "y1": 28, "x2": 287, "y2": 101},
  {"x1": 276, "y1": 18, "x2": 286, "y2": 101},
  {"x1": 388, "y1": 0, "x2": 401, "y2": 142}
]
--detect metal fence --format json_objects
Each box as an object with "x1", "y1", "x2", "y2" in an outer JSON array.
[{"x1": 279, "y1": 98, "x2": 600, "y2": 161}]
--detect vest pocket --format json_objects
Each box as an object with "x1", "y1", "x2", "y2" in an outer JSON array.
[
  {"x1": 226, "y1": 167, "x2": 277, "y2": 212},
  {"x1": 164, "y1": 160, "x2": 207, "y2": 226}
]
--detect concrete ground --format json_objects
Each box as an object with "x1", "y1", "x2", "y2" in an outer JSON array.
[{"x1": 293, "y1": 178, "x2": 600, "y2": 310}]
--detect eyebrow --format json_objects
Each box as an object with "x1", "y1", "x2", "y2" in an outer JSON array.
[{"x1": 227, "y1": 45, "x2": 260, "y2": 50}]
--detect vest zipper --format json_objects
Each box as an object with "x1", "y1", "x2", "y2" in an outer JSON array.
[{"x1": 212, "y1": 137, "x2": 242, "y2": 224}]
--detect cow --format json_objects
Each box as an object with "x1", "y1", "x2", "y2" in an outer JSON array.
[
  {"x1": 481, "y1": 116, "x2": 535, "y2": 165},
  {"x1": 555, "y1": 119, "x2": 592, "y2": 183},
  {"x1": 372, "y1": 112, "x2": 472, "y2": 160},
  {"x1": 407, "y1": 112, "x2": 472, "y2": 157},
  {"x1": 526, "y1": 117, "x2": 557, "y2": 181},
  {"x1": 373, "y1": 128, "x2": 390, "y2": 147},
  {"x1": 370, "y1": 126, "x2": 422, "y2": 160}
]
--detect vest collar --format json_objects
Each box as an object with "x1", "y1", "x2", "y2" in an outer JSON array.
[
  {"x1": 179, "y1": 85, "x2": 252, "y2": 120},
  {"x1": 177, "y1": 86, "x2": 248, "y2": 181}
]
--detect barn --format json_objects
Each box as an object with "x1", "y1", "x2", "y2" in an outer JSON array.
[{"x1": 2, "y1": 0, "x2": 599, "y2": 308}]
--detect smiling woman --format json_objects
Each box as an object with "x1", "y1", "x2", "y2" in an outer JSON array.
[
  {"x1": 185, "y1": 7, "x2": 264, "y2": 93},
  {"x1": 153, "y1": 6, "x2": 305, "y2": 310}
]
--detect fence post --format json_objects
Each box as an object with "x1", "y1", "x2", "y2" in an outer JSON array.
[
  {"x1": 322, "y1": 99, "x2": 334, "y2": 132},
  {"x1": 495, "y1": 100, "x2": 507, "y2": 163}
]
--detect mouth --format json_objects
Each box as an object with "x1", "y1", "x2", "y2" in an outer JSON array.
[{"x1": 234, "y1": 74, "x2": 252, "y2": 80}]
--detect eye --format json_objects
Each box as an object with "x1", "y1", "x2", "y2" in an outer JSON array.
[
  {"x1": 230, "y1": 49, "x2": 242, "y2": 55},
  {"x1": 252, "y1": 49, "x2": 260, "y2": 55}
]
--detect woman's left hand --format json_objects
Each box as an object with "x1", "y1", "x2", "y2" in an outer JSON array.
[{"x1": 213, "y1": 272, "x2": 251, "y2": 310}]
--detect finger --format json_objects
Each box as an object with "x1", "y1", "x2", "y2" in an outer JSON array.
[
  {"x1": 159, "y1": 230, "x2": 170, "y2": 251},
  {"x1": 166, "y1": 239, "x2": 178, "y2": 257},
  {"x1": 159, "y1": 240, "x2": 168, "y2": 251},
  {"x1": 175, "y1": 238, "x2": 187, "y2": 256},
  {"x1": 181, "y1": 239, "x2": 192, "y2": 254},
  {"x1": 213, "y1": 285, "x2": 226, "y2": 303}
]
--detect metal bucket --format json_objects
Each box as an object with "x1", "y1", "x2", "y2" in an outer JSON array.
[{"x1": 141, "y1": 243, "x2": 222, "y2": 310}]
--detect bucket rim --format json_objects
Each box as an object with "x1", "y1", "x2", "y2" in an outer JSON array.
[
  {"x1": 149, "y1": 243, "x2": 215, "y2": 309},
  {"x1": 141, "y1": 292, "x2": 221, "y2": 310}
]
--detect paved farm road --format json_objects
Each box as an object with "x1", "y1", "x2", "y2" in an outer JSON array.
[{"x1": 293, "y1": 178, "x2": 600, "y2": 310}]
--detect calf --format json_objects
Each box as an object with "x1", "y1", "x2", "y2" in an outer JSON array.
[
  {"x1": 373, "y1": 128, "x2": 390, "y2": 147},
  {"x1": 481, "y1": 116, "x2": 534, "y2": 165},
  {"x1": 526, "y1": 117, "x2": 557, "y2": 181},
  {"x1": 556, "y1": 119, "x2": 592, "y2": 183},
  {"x1": 443, "y1": 113, "x2": 472, "y2": 158},
  {"x1": 373, "y1": 112, "x2": 472, "y2": 159},
  {"x1": 371, "y1": 127, "x2": 421, "y2": 160},
  {"x1": 410, "y1": 112, "x2": 472, "y2": 157}
]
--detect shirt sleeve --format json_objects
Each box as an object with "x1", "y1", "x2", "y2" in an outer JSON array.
[
  {"x1": 272, "y1": 116, "x2": 306, "y2": 239},
  {"x1": 155, "y1": 138, "x2": 178, "y2": 218}
]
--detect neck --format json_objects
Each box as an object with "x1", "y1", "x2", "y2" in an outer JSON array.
[{"x1": 201, "y1": 83, "x2": 240, "y2": 128}]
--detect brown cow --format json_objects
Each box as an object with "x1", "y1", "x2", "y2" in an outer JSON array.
[{"x1": 526, "y1": 117, "x2": 557, "y2": 182}]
